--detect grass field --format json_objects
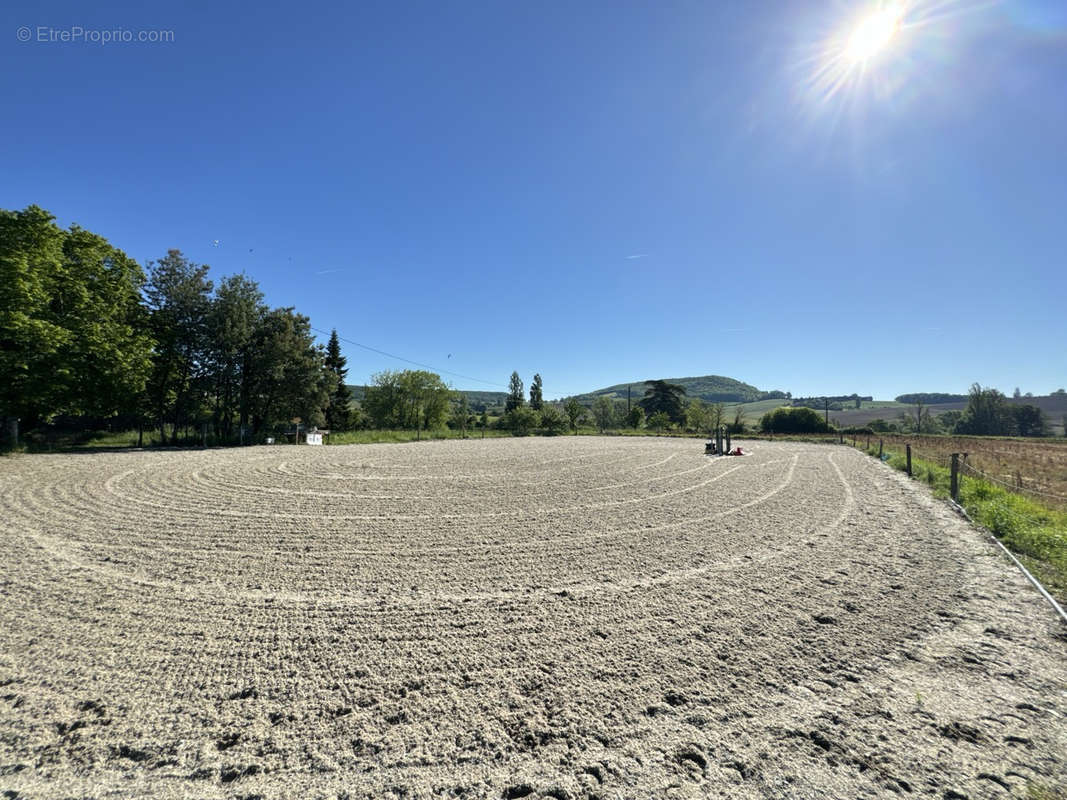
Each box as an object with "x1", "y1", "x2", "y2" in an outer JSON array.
[{"x1": 2, "y1": 438, "x2": 1065, "y2": 798}]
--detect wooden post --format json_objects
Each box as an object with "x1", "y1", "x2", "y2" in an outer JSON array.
[
  {"x1": 906, "y1": 444, "x2": 912, "y2": 477},
  {"x1": 950, "y1": 453, "x2": 960, "y2": 501},
  {"x1": 878, "y1": 439, "x2": 883, "y2": 459},
  {"x1": 866, "y1": 435, "x2": 870, "y2": 450},
  {"x1": 726, "y1": 428, "x2": 731, "y2": 454}
]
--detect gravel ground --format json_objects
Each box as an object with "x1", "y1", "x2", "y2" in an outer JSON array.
[{"x1": 0, "y1": 437, "x2": 1064, "y2": 800}]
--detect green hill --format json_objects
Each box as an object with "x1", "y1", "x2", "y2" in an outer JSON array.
[{"x1": 568, "y1": 375, "x2": 770, "y2": 405}]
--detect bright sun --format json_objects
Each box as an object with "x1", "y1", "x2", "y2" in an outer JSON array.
[{"x1": 846, "y1": 4, "x2": 905, "y2": 63}]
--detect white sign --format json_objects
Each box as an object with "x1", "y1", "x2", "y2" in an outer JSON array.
[{"x1": 305, "y1": 432, "x2": 323, "y2": 446}]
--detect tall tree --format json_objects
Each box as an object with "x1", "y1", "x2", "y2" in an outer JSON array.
[
  {"x1": 145, "y1": 250, "x2": 214, "y2": 443},
  {"x1": 323, "y1": 329, "x2": 353, "y2": 430},
  {"x1": 640, "y1": 379, "x2": 687, "y2": 425},
  {"x1": 506, "y1": 371, "x2": 525, "y2": 412},
  {"x1": 529, "y1": 373, "x2": 544, "y2": 410},
  {"x1": 0, "y1": 206, "x2": 152, "y2": 430},
  {"x1": 592, "y1": 396, "x2": 616, "y2": 432},
  {"x1": 451, "y1": 393, "x2": 470, "y2": 436},
  {"x1": 564, "y1": 398, "x2": 584, "y2": 434},
  {"x1": 207, "y1": 273, "x2": 264, "y2": 440},
  {"x1": 245, "y1": 308, "x2": 329, "y2": 434}
]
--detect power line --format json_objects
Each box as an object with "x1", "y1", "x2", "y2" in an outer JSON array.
[
  {"x1": 313, "y1": 325, "x2": 612, "y2": 399},
  {"x1": 311, "y1": 326, "x2": 509, "y2": 390}
]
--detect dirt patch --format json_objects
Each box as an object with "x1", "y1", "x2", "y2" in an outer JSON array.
[{"x1": 0, "y1": 438, "x2": 1064, "y2": 798}]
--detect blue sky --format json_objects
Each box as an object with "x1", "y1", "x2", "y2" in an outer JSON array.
[{"x1": 3, "y1": 0, "x2": 1065, "y2": 400}]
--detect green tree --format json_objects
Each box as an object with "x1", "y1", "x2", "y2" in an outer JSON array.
[
  {"x1": 648, "y1": 411, "x2": 671, "y2": 432},
  {"x1": 937, "y1": 410, "x2": 962, "y2": 432},
  {"x1": 729, "y1": 405, "x2": 746, "y2": 434},
  {"x1": 592, "y1": 395, "x2": 616, "y2": 432},
  {"x1": 363, "y1": 369, "x2": 404, "y2": 428},
  {"x1": 539, "y1": 404, "x2": 567, "y2": 434},
  {"x1": 640, "y1": 380, "x2": 687, "y2": 425},
  {"x1": 1012, "y1": 404, "x2": 1047, "y2": 437},
  {"x1": 207, "y1": 273, "x2": 265, "y2": 441},
  {"x1": 626, "y1": 405, "x2": 645, "y2": 429},
  {"x1": 246, "y1": 308, "x2": 329, "y2": 434},
  {"x1": 955, "y1": 383, "x2": 1012, "y2": 436},
  {"x1": 0, "y1": 206, "x2": 153, "y2": 431},
  {"x1": 505, "y1": 405, "x2": 538, "y2": 436},
  {"x1": 323, "y1": 329, "x2": 353, "y2": 431},
  {"x1": 564, "y1": 398, "x2": 584, "y2": 434},
  {"x1": 759, "y1": 407, "x2": 829, "y2": 433},
  {"x1": 451, "y1": 393, "x2": 471, "y2": 436},
  {"x1": 363, "y1": 369, "x2": 450, "y2": 430},
  {"x1": 529, "y1": 373, "x2": 544, "y2": 411},
  {"x1": 685, "y1": 398, "x2": 709, "y2": 433},
  {"x1": 506, "y1": 371, "x2": 525, "y2": 413},
  {"x1": 145, "y1": 250, "x2": 214, "y2": 443}
]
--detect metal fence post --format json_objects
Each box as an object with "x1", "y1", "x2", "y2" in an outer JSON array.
[
  {"x1": 950, "y1": 453, "x2": 960, "y2": 501},
  {"x1": 906, "y1": 444, "x2": 912, "y2": 477},
  {"x1": 878, "y1": 439, "x2": 883, "y2": 459}
]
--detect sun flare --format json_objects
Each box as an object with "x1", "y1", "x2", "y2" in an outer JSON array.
[{"x1": 846, "y1": 4, "x2": 905, "y2": 63}]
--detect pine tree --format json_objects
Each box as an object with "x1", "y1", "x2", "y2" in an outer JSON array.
[
  {"x1": 529, "y1": 373, "x2": 544, "y2": 410},
  {"x1": 324, "y1": 329, "x2": 353, "y2": 430}
]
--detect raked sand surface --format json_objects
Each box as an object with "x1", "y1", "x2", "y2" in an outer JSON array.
[{"x1": 1, "y1": 437, "x2": 1064, "y2": 799}]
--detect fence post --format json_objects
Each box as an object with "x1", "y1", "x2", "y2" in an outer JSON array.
[
  {"x1": 725, "y1": 428, "x2": 731, "y2": 454},
  {"x1": 950, "y1": 453, "x2": 960, "y2": 501},
  {"x1": 878, "y1": 439, "x2": 883, "y2": 459},
  {"x1": 866, "y1": 435, "x2": 870, "y2": 450},
  {"x1": 906, "y1": 444, "x2": 912, "y2": 477}
]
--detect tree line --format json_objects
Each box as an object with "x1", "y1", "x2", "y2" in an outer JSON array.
[
  {"x1": 865, "y1": 384, "x2": 1056, "y2": 437},
  {"x1": 1, "y1": 205, "x2": 352, "y2": 445}
]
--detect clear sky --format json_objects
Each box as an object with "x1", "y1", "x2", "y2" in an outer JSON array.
[{"x1": 3, "y1": 0, "x2": 1065, "y2": 400}]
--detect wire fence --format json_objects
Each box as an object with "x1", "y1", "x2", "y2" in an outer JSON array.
[{"x1": 847, "y1": 434, "x2": 1067, "y2": 510}]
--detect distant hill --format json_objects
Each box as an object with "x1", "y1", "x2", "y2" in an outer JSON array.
[{"x1": 567, "y1": 375, "x2": 772, "y2": 405}]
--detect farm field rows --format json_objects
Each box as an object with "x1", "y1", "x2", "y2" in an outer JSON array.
[{"x1": 1, "y1": 438, "x2": 1065, "y2": 799}]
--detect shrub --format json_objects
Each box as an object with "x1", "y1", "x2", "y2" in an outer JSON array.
[
  {"x1": 503, "y1": 406, "x2": 539, "y2": 436},
  {"x1": 759, "y1": 407, "x2": 830, "y2": 434},
  {"x1": 538, "y1": 405, "x2": 568, "y2": 435}
]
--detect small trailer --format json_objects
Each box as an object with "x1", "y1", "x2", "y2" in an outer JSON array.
[{"x1": 281, "y1": 425, "x2": 330, "y2": 445}]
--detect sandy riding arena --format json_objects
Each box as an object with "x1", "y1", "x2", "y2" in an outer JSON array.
[{"x1": 1, "y1": 438, "x2": 1065, "y2": 799}]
